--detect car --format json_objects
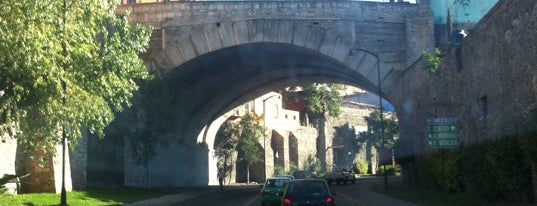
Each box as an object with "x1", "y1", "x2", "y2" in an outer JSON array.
[
  {"x1": 325, "y1": 170, "x2": 355, "y2": 185},
  {"x1": 260, "y1": 177, "x2": 291, "y2": 206},
  {"x1": 274, "y1": 174, "x2": 295, "y2": 180},
  {"x1": 292, "y1": 170, "x2": 312, "y2": 179},
  {"x1": 281, "y1": 179, "x2": 335, "y2": 206}
]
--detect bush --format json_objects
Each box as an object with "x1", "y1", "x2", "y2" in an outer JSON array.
[
  {"x1": 410, "y1": 132, "x2": 537, "y2": 204},
  {"x1": 274, "y1": 165, "x2": 285, "y2": 175},
  {"x1": 377, "y1": 165, "x2": 396, "y2": 176},
  {"x1": 353, "y1": 161, "x2": 369, "y2": 175}
]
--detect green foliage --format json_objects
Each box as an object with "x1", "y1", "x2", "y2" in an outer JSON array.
[
  {"x1": 411, "y1": 133, "x2": 537, "y2": 204},
  {"x1": 236, "y1": 113, "x2": 264, "y2": 167},
  {"x1": 289, "y1": 162, "x2": 298, "y2": 174},
  {"x1": 214, "y1": 121, "x2": 240, "y2": 170},
  {"x1": 357, "y1": 110, "x2": 398, "y2": 150},
  {"x1": 0, "y1": 0, "x2": 152, "y2": 153},
  {"x1": 303, "y1": 154, "x2": 322, "y2": 177},
  {"x1": 423, "y1": 48, "x2": 442, "y2": 74},
  {"x1": 274, "y1": 165, "x2": 285, "y2": 175},
  {"x1": 376, "y1": 165, "x2": 396, "y2": 176},
  {"x1": 0, "y1": 187, "x2": 171, "y2": 205},
  {"x1": 353, "y1": 161, "x2": 369, "y2": 175},
  {"x1": 298, "y1": 83, "x2": 344, "y2": 119}
]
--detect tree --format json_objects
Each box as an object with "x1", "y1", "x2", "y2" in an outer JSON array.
[
  {"x1": 214, "y1": 120, "x2": 240, "y2": 180},
  {"x1": 0, "y1": 0, "x2": 151, "y2": 204},
  {"x1": 299, "y1": 83, "x2": 344, "y2": 171},
  {"x1": 302, "y1": 83, "x2": 344, "y2": 118},
  {"x1": 0, "y1": 0, "x2": 151, "y2": 152},
  {"x1": 357, "y1": 110, "x2": 398, "y2": 150},
  {"x1": 235, "y1": 113, "x2": 263, "y2": 184},
  {"x1": 356, "y1": 110, "x2": 398, "y2": 174}
]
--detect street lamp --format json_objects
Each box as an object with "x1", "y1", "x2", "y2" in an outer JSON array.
[
  {"x1": 325, "y1": 145, "x2": 344, "y2": 171},
  {"x1": 325, "y1": 145, "x2": 344, "y2": 152},
  {"x1": 262, "y1": 94, "x2": 279, "y2": 179},
  {"x1": 351, "y1": 47, "x2": 388, "y2": 188}
]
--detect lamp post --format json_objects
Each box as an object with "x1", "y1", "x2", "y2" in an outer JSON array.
[
  {"x1": 262, "y1": 94, "x2": 279, "y2": 179},
  {"x1": 351, "y1": 48, "x2": 388, "y2": 188},
  {"x1": 325, "y1": 145, "x2": 344, "y2": 171}
]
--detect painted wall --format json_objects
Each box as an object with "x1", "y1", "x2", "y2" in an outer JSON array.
[{"x1": 430, "y1": 0, "x2": 499, "y2": 24}]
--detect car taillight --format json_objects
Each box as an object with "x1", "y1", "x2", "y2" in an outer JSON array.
[
  {"x1": 282, "y1": 198, "x2": 291, "y2": 206},
  {"x1": 325, "y1": 197, "x2": 334, "y2": 205}
]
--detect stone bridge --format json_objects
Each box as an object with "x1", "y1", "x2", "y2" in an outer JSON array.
[{"x1": 113, "y1": 1, "x2": 434, "y2": 187}]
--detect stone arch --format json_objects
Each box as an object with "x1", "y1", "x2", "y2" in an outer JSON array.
[
  {"x1": 127, "y1": 20, "x2": 397, "y2": 188},
  {"x1": 162, "y1": 42, "x2": 383, "y2": 146},
  {"x1": 148, "y1": 18, "x2": 386, "y2": 93}
]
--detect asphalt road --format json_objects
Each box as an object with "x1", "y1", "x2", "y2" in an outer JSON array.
[
  {"x1": 177, "y1": 181, "x2": 376, "y2": 206},
  {"x1": 130, "y1": 177, "x2": 417, "y2": 206}
]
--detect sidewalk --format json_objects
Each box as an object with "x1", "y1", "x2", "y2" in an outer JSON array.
[{"x1": 125, "y1": 177, "x2": 418, "y2": 206}]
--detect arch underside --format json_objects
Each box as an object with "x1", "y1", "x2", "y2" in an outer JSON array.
[{"x1": 156, "y1": 42, "x2": 383, "y2": 145}]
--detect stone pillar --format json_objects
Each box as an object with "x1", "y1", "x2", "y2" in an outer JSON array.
[
  {"x1": 264, "y1": 130, "x2": 274, "y2": 179},
  {"x1": 283, "y1": 133, "x2": 290, "y2": 173}
]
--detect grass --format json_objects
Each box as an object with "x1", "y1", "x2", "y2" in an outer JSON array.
[
  {"x1": 370, "y1": 182, "x2": 526, "y2": 206},
  {"x1": 0, "y1": 188, "x2": 171, "y2": 206}
]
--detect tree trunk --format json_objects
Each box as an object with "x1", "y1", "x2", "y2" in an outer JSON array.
[{"x1": 247, "y1": 164, "x2": 250, "y2": 185}]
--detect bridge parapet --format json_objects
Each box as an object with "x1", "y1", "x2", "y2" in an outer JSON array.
[
  {"x1": 119, "y1": 1, "x2": 433, "y2": 86},
  {"x1": 119, "y1": 1, "x2": 420, "y2": 29}
]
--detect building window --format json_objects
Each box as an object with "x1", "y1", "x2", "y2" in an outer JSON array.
[{"x1": 479, "y1": 96, "x2": 488, "y2": 121}]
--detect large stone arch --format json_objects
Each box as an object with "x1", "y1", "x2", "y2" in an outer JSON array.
[
  {"x1": 128, "y1": 41, "x2": 386, "y2": 187},
  {"x1": 142, "y1": 18, "x2": 389, "y2": 145},
  {"x1": 118, "y1": 2, "x2": 433, "y2": 187}
]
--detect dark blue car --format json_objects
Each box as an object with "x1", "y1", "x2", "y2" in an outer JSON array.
[{"x1": 281, "y1": 179, "x2": 335, "y2": 206}]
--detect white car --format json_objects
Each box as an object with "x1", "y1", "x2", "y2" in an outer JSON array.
[{"x1": 274, "y1": 174, "x2": 294, "y2": 180}]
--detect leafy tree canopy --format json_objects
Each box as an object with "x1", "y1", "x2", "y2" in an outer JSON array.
[
  {"x1": 284, "y1": 83, "x2": 344, "y2": 119},
  {"x1": 236, "y1": 113, "x2": 263, "y2": 167},
  {"x1": 357, "y1": 110, "x2": 398, "y2": 150},
  {"x1": 0, "y1": 0, "x2": 152, "y2": 152}
]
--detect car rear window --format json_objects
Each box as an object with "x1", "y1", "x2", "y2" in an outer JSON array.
[
  {"x1": 287, "y1": 181, "x2": 328, "y2": 196},
  {"x1": 266, "y1": 179, "x2": 289, "y2": 187}
]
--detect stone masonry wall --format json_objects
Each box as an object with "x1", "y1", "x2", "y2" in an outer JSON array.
[
  {"x1": 327, "y1": 103, "x2": 376, "y2": 171},
  {"x1": 388, "y1": 0, "x2": 537, "y2": 159}
]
